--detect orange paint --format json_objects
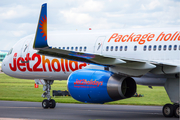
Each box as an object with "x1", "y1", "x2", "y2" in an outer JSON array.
[
  {"x1": 51, "y1": 59, "x2": 61, "y2": 72},
  {"x1": 156, "y1": 32, "x2": 165, "y2": 41},
  {"x1": 174, "y1": 32, "x2": 180, "y2": 41},
  {"x1": 69, "y1": 61, "x2": 78, "y2": 71},
  {"x1": 139, "y1": 33, "x2": 150, "y2": 45},
  {"x1": 147, "y1": 34, "x2": 155, "y2": 42},
  {"x1": 127, "y1": 33, "x2": 135, "y2": 42},
  {"x1": 108, "y1": 31, "x2": 179, "y2": 44},
  {"x1": 42, "y1": 55, "x2": 52, "y2": 72},
  {"x1": 170, "y1": 31, "x2": 178, "y2": 41},
  {"x1": 65, "y1": 59, "x2": 69, "y2": 72},
  {"x1": 115, "y1": 35, "x2": 123, "y2": 42},
  {"x1": 108, "y1": 33, "x2": 155, "y2": 45},
  {"x1": 108, "y1": 33, "x2": 118, "y2": 42},
  {"x1": 133, "y1": 34, "x2": 141, "y2": 42},
  {"x1": 39, "y1": 15, "x2": 47, "y2": 40},
  {"x1": 122, "y1": 35, "x2": 129, "y2": 42},
  {"x1": 164, "y1": 33, "x2": 172, "y2": 41},
  {"x1": 61, "y1": 59, "x2": 65, "y2": 72}
]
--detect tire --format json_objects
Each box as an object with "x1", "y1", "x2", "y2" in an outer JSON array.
[
  {"x1": 42, "y1": 99, "x2": 49, "y2": 109},
  {"x1": 49, "y1": 99, "x2": 56, "y2": 108},
  {"x1": 174, "y1": 104, "x2": 179, "y2": 118},
  {"x1": 162, "y1": 104, "x2": 174, "y2": 117}
]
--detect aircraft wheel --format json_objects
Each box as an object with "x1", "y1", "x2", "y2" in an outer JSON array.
[
  {"x1": 173, "y1": 104, "x2": 179, "y2": 118},
  {"x1": 49, "y1": 99, "x2": 56, "y2": 108},
  {"x1": 162, "y1": 104, "x2": 174, "y2": 117},
  {"x1": 42, "y1": 99, "x2": 49, "y2": 109}
]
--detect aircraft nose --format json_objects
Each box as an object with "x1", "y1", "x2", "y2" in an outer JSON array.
[
  {"x1": 1, "y1": 60, "x2": 5, "y2": 72},
  {"x1": 1, "y1": 58, "x2": 7, "y2": 73}
]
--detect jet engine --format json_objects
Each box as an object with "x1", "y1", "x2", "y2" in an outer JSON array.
[{"x1": 67, "y1": 69, "x2": 136, "y2": 103}]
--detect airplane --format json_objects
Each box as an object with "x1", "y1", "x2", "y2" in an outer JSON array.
[{"x1": 1, "y1": 3, "x2": 179, "y2": 118}]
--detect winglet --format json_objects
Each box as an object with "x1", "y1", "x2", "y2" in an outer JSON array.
[{"x1": 33, "y1": 3, "x2": 48, "y2": 49}]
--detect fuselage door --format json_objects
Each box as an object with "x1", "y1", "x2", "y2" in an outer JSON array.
[
  {"x1": 94, "y1": 36, "x2": 106, "y2": 54},
  {"x1": 20, "y1": 37, "x2": 32, "y2": 63}
]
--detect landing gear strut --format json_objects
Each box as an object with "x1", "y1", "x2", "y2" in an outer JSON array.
[
  {"x1": 162, "y1": 103, "x2": 179, "y2": 118},
  {"x1": 41, "y1": 80, "x2": 56, "y2": 109}
]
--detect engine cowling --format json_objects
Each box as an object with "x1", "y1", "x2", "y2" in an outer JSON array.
[{"x1": 67, "y1": 69, "x2": 136, "y2": 103}]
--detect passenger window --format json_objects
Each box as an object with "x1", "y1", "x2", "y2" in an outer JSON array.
[
  {"x1": 79, "y1": 47, "x2": 82, "y2": 51},
  {"x1": 71, "y1": 47, "x2": 74, "y2": 50},
  {"x1": 59, "y1": 47, "x2": 61, "y2": 49},
  {"x1": 84, "y1": 47, "x2": 87, "y2": 51},
  {"x1": 153, "y1": 45, "x2": 157, "y2": 51},
  {"x1": 67, "y1": 47, "x2": 69, "y2": 50},
  {"x1": 115, "y1": 46, "x2": 118, "y2": 51},
  {"x1": 63, "y1": 47, "x2": 65, "y2": 50},
  {"x1": 163, "y1": 45, "x2": 167, "y2": 51},
  {"x1": 134, "y1": 46, "x2": 137, "y2": 51},
  {"x1": 174, "y1": 45, "x2": 177, "y2": 50},
  {"x1": 143, "y1": 45, "x2": 147, "y2": 51},
  {"x1": 125, "y1": 46, "x2": 127, "y2": 51},
  {"x1": 179, "y1": 45, "x2": 180, "y2": 50},
  {"x1": 168, "y1": 45, "x2": 172, "y2": 51},
  {"x1": 111, "y1": 46, "x2": 113, "y2": 51},
  {"x1": 148, "y1": 45, "x2": 152, "y2": 51},
  {"x1": 106, "y1": 46, "x2": 109, "y2": 51},
  {"x1": 120, "y1": 46, "x2": 123, "y2": 51},
  {"x1": 75, "y1": 47, "x2": 78, "y2": 51},
  {"x1": 158, "y1": 45, "x2": 162, "y2": 51}
]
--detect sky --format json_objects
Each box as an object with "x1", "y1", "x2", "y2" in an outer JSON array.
[{"x1": 0, "y1": 0, "x2": 180, "y2": 50}]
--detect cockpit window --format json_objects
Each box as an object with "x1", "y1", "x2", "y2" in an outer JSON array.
[{"x1": 7, "y1": 48, "x2": 13, "y2": 55}]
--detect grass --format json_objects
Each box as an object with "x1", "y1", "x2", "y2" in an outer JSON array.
[{"x1": 0, "y1": 73, "x2": 172, "y2": 106}]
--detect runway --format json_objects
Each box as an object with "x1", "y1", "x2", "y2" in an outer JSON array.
[{"x1": 0, "y1": 101, "x2": 176, "y2": 120}]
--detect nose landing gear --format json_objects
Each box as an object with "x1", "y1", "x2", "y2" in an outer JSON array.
[
  {"x1": 42, "y1": 99, "x2": 56, "y2": 108},
  {"x1": 41, "y1": 80, "x2": 56, "y2": 109}
]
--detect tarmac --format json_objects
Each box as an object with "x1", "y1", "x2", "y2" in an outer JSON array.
[{"x1": 0, "y1": 101, "x2": 177, "y2": 120}]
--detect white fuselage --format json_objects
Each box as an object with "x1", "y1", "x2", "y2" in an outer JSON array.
[
  {"x1": 2, "y1": 28, "x2": 180, "y2": 80},
  {"x1": 48, "y1": 29, "x2": 180, "y2": 64}
]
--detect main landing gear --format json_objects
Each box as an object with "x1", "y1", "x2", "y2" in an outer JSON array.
[
  {"x1": 162, "y1": 103, "x2": 179, "y2": 118},
  {"x1": 41, "y1": 80, "x2": 56, "y2": 109}
]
